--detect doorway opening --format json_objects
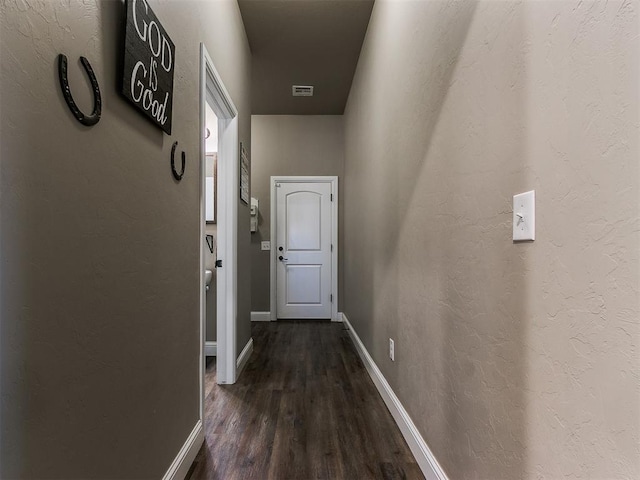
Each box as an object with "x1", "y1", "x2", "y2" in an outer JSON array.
[
  {"x1": 199, "y1": 44, "x2": 239, "y2": 422},
  {"x1": 203, "y1": 103, "x2": 218, "y2": 354},
  {"x1": 269, "y1": 176, "x2": 339, "y2": 322}
]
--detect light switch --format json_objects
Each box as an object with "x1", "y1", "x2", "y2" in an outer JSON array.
[
  {"x1": 261, "y1": 241, "x2": 271, "y2": 251},
  {"x1": 513, "y1": 190, "x2": 535, "y2": 241}
]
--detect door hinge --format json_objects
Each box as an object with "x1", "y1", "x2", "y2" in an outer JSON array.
[
  {"x1": 330, "y1": 294, "x2": 333, "y2": 303},
  {"x1": 215, "y1": 260, "x2": 222, "y2": 268},
  {"x1": 331, "y1": 244, "x2": 333, "y2": 252},
  {"x1": 330, "y1": 193, "x2": 333, "y2": 201}
]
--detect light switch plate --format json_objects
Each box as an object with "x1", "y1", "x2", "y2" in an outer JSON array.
[
  {"x1": 513, "y1": 190, "x2": 535, "y2": 241},
  {"x1": 261, "y1": 241, "x2": 271, "y2": 251}
]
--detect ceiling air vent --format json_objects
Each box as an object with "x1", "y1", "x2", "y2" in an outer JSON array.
[{"x1": 292, "y1": 85, "x2": 314, "y2": 97}]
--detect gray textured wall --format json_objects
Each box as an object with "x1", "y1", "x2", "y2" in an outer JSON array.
[
  {"x1": 250, "y1": 115, "x2": 344, "y2": 312},
  {"x1": 0, "y1": 0, "x2": 251, "y2": 477},
  {"x1": 343, "y1": 0, "x2": 639, "y2": 478}
]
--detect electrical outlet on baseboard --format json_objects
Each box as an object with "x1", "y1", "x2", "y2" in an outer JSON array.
[{"x1": 389, "y1": 338, "x2": 395, "y2": 361}]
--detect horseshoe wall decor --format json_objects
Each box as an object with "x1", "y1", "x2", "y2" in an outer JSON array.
[
  {"x1": 57, "y1": 54, "x2": 102, "y2": 126},
  {"x1": 171, "y1": 142, "x2": 186, "y2": 181}
]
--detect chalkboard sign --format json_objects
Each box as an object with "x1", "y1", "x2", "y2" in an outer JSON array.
[{"x1": 122, "y1": 0, "x2": 175, "y2": 134}]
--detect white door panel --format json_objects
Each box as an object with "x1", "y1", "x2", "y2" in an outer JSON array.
[
  {"x1": 286, "y1": 191, "x2": 322, "y2": 250},
  {"x1": 276, "y1": 181, "x2": 332, "y2": 318},
  {"x1": 286, "y1": 265, "x2": 322, "y2": 304}
]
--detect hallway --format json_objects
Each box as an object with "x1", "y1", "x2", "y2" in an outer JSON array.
[
  {"x1": 189, "y1": 321, "x2": 423, "y2": 480},
  {"x1": 2, "y1": 1, "x2": 638, "y2": 478}
]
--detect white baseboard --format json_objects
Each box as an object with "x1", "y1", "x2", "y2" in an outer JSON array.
[
  {"x1": 204, "y1": 341, "x2": 217, "y2": 357},
  {"x1": 236, "y1": 337, "x2": 253, "y2": 376},
  {"x1": 342, "y1": 313, "x2": 449, "y2": 480},
  {"x1": 253, "y1": 311, "x2": 342, "y2": 322},
  {"x1": 251, "y1": 311, "x2": 271, "y2": 322},
  {"x1": 162, "y1": 419, "x2": 204, "y2": 480}
]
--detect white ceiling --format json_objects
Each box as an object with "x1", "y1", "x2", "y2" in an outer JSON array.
[{"x1": 238, "y1": 0, "x2": 375, "y2": 115}]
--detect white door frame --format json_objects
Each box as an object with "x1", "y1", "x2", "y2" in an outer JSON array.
[
  {"x1": 270, "y1": 176, "x2": 339, "y2": 322},
  {"x1": 200, "y1": 43, "x2": 238, "y2": 408}
]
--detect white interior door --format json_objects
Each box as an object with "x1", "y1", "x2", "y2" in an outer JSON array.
[
  {"x1": 201, "y1": 43, "x2": 238, "y2": 389},
  {"x1": 276, "y1": 181, "x2": 332, "y2": 319}
]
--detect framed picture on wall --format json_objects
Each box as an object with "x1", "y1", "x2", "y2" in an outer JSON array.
[
  {"x1": 206, "y1": 153, "x2": 217, "y2": 223},
  {"x1": 240, "y1": 142, "x2": 249, "y2": 205}
]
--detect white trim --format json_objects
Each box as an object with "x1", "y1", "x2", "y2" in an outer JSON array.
[
  {"x1": 270, "y1": 176, "x2": 339, "y2": 321},
  {"x1": 198, "y1": 47, "x2": 207, "y2": 425},
  {"x1": 200, "y1": 43, "x2": 238, "y2": 388},
  {"x1": 204, "y1": 341, "x2": 217, "y2": 357},
  {"x1": 269, "y1": 188, "x2": 277, "y2": 322},
  {"x1": 336, "y1": 312, "x2": 344, "y2": 323},
  {"x1": 342, "y1": 313, "x2": 449, "y2": 480},
  {"x1": 236, "y1": 337, "x2": 254, "y2": 377},
  {"x1": 330, "y1": 180, "x2": 338, "y2": 322},
  {"x1": 161, "y1": 420, "x2": 204, "y2": 480},
  {"x1": 251, "y1": 311, "x2": 272, "y2": 322}
]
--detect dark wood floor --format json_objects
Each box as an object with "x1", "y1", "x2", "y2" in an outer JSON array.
[{"x1": 188, "y1": 321, "x2": 424, "y2": 480}]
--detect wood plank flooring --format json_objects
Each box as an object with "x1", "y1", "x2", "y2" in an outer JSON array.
[{"x1": 188, "y1": 321, "x2": 424, "y2": 480}]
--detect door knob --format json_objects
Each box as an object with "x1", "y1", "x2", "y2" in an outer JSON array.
[
  {"x1": 278, "y1": 246, "x2": 283, "y2": 251},
  {"x1": 279, "y1": 256, "x2": 288, "y2": 261}
]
